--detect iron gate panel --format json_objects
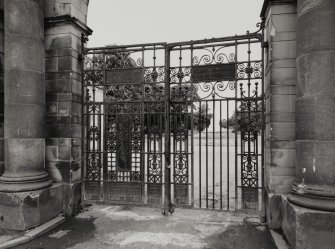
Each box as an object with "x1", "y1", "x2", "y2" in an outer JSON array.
[
  {"x1": 83, "y1": 44, "x2": 167, "y2": 204},
  {"x1": 83, "y1": 24, "x2": 264, "y2": 211}
]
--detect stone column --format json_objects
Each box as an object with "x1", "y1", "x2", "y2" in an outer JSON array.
[
  {"x1": 0, "y1": 0, "x2": 52, "y2": 192},
  {"x1": 287, "y1": 0, "x2": 335, "y2": 211}
]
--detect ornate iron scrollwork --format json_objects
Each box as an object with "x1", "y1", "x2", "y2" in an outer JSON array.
[{"x1": 83, "y1": 27, "x2": 264, "y2": 208}]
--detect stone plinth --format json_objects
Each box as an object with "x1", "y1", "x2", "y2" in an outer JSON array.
[
  {"x1": 282, "y1": 197, "x2": 335, "y2": 249},
  {"x1": 0, "y1": 183, "x2": 62, "y2": 230}
]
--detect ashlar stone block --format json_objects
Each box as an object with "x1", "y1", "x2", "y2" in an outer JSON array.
[
  {"x1": 0, "y1": 183, "x2": 62, "y2": 230},
  {"x1": 282, "y1": 197, "x2": 335, "y2": 249}
]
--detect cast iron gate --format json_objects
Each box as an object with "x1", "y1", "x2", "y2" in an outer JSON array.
[{"x1": 82, "y1": 24, "x2": 264, "y2": 212}]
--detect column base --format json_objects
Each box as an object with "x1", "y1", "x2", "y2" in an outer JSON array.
[
  {"x1": 0, "y1": 183, "x2": 63, "y2": 230},
  {"x1": 282, "y1": 197, "x2": 335, "y2": 249},
  {"x1": 288, "y1": 193, "x2": 335, "y2": 212},
  {"x1": 288, "y1": 183, "x2": 335, "y2": 212},
  {"x1": 0, "y1": 172, "x2": 52, "y2": 192}
]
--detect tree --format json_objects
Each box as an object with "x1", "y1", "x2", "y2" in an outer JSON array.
[
  {"x1": 220, "y1": 101, "x2": 263, "y2": 134},
  {"x1": 219, "y1": 119, "x2": 228, "y2": 129},
  {"x1": 85, "y1": 48, "x2": 214, "y2": 133},
  {"x1": 192, "y1": 103, "x2": 213, "y2": 132}
]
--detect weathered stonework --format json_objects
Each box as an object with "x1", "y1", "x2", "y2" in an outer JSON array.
[
  {"x1": 44, "y1": 0, "x2": 89, "y2": 24},
  {"x1": 262, "y1": 0, "x2": 297, "y2": 229},
  {"x1": 282, "y1": 197, "x2": 335, "y2": 249},
  {"x1": 0, "y1": 183, "x2": 63, "y2": 230},
  {"x1": 262, "y1": 1, "x2": 335, "y2": 248},
  {"x1": 288, "y1": 0, "x2": 335, "y2": 211},
  {"x1": 0, "y1": 0, "x2": 66, "y2": 230},
  {"x1": 44, "y1": 0, "x2": 91, "y2": 215},
  {"x1": 0, "y1": 0, "x2": 52, "y2": 192}
]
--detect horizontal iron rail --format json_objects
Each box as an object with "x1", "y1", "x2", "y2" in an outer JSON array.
[{"x1": 84, "y1": 32, "x2": 262, "y2": 54}]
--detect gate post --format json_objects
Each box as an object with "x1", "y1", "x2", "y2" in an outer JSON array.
[
  {"x1": 162, "y1": 45, "x2": 174, "y2": 214},
  {"x1": 285, "y1": 0, "x2": 335, "y2": 247},
  {"x1": 0, "y1": 0, "x2": 63, "y2": 230},
  {"x1": 44, "y1": 0, "x2": 92, "y2": 214},
  {"x1": 261, "y1": 0, "x2": 297, "y2": 228}
]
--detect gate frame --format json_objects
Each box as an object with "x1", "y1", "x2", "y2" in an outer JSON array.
[{"x1": 81, "y1": 21, "x2": 266, "y2": 215}]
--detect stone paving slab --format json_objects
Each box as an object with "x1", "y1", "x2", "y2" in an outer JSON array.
[{"x1": 13, "y1": 204, "x2": 277, "y2": 249}]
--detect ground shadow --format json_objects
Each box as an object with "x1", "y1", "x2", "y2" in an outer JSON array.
[
  {"x1": 13, "y1": 216, "x2": 97, "y2": 249},
  {"x1": 203, "y1": 221, "x2": 277, "y2": 249}
]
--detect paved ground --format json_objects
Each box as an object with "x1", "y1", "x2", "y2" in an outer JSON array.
[
  {"x1": 13, "y1": 204, "x2": 276, "y2": 249},
  {"x1": 0, "y1": 229, "x2": 23, "y2": 246}
]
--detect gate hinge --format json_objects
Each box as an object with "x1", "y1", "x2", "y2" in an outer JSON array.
[{"x1": 78, "y1": 53, "x2": 84, "y2": 61}]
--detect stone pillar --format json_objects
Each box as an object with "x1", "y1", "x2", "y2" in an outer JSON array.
[
  {"x1": 0, "y1": 0, "x2": 52, "y2": 192},
  {"x1": 0, "y1": 0, "x2": 63, "y2": 231},
  {"x1": 277, "y1": 1, "x2": 335, "y2": 248},
  {"x1": 261, "y1": 0, "x2": 297, "y2": 228},
  {"x1": 0, "y1": 0, "x2": 4, "y2": 175},
  {"x1": 44, "y1": 0, "x2": 91, "y2": 214},
  {"x1": 288, "y1": 0, "x2": 335, "y2": 210}
]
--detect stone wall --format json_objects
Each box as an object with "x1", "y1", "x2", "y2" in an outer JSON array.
[
  {"x1": 262, "y1": 1, "x2": 335, "y2": 248},
  {"x1": 262, "y1": 0, "x2": 297, "y2": 228},
  {"x1": 43, "y1": 0, "x2": 91, "y2": 214},
  {"x1": 44, "y1": 0, "x2": 89, "y2": 24}
]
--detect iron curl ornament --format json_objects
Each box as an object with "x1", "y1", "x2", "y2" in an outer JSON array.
[
  {"x1": 194, "y1": 81, "x2": 235, "y2": 100},
  {"x1": 144, "y1": 67, "x2": 165, "y2": 83},
  {"x1": 84, "y1": 71, "x2": 104, "y2": 86},
  {"x1": 193, "y1": 46, "x2": 235, "y2": 66},
  {"x1": 82, "y1": 26, "x2": 265, "y2": 207},
  {"x1": 237, "y1": 62, "x2": 262, "y2": 79},
  {"x1": 170, "y1": 67, "x2": 191, "y2": 83}
]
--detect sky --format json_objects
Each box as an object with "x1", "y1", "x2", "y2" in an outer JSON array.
[
  {"x1": 86, "y1": 0, "x2": 265, "y2": 126},
  {"x1": 87, "y1": 0, "x2": 265, "y2": 47}
]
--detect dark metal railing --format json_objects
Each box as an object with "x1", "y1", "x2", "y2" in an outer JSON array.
[{"x1": 81, "y1": 22, "x2": 265, "y2": 213}]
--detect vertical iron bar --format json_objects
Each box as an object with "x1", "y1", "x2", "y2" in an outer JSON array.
[
  {"x1": 160, "y1": 112, "x2": 163, "y2": 185},
  {"x1": 240, "y1": 83, "x2": 244, "y2": 206},
  {"x1": 227, "y1": 100, "x2": 230, "y2": 210},
  {"x1": 199, "y1": 101, "x2": 202, "y2": 208},
  {"x1": 260, "y1": 19, "x2": 266, "y2": 222},
  {"x1": 206, "y1": 101, "x2": 208, "y2": 208},
  {"x1": 220, "y1": 101, "x2": 222, "y2": 210},
  {"x1": 190, "y1": 45, "x2": 194, "y2": 207},
  {"x1": 163, "y1": 44, "x2": 172, "y2": 214},
  {"x1": 234, "y1": 40, "x2": 238, "y2": 210},
  {"x1": 80, "y1": 36, "x2": 86, "y2": 200},
  {"x1": 102, "y1": 50, "x2": 106, "y2": 201},
  {"x1": 91, "y1": 57, "x2": 98, "y2": 198},
  {"x1": 141, "y1": 46, "x2": 145, "y2": 203},
  {"x1": 212, "y1": 98, "x2": 215, "y2": 209},
  {"x1": 247, "y1": 39, "x2": 251, "y2": 193},
  {"x1": 160, "y1": 111, "x2": 163, "y2": 186}
]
